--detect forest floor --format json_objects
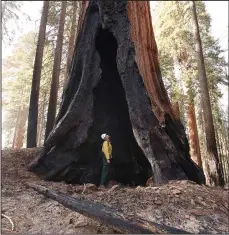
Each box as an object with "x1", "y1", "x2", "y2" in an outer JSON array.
[{"x1": 1, "y1": 148, "x2": 229, "y2": 234}]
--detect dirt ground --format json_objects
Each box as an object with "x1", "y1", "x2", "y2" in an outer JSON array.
[{"x1": 1, "y1": 148, "x2": 229, "y2": 234}]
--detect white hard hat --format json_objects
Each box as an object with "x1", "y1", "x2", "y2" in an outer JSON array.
[{"x1": 101, "y1": 134, "x2": 107, "y2": 140}]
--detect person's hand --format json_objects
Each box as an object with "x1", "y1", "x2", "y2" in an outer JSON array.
[{"x1": 107, "y1": 159, "x2": 110, "y2": 164}]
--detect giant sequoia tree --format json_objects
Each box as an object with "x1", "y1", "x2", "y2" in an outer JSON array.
[
  {"x1": 192, "y1": 1, "x2": 223, "y2": 186},
  {"x1": 29, "y1": 1, "x2": 205, "y2": 186}
]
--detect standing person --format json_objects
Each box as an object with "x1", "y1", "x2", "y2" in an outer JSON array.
[{"x1": 100, "y1": 133, "x2": 112, "y2": 188}]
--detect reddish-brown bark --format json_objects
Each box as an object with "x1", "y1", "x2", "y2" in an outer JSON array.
[
  {"x1": 12, "y1": 108, "x2": 20, "y2": 149},
  {"x1": 127, "y1": 2, "x2": 175, "y2": 124},
  {"x1": 187, "y1": 104, "x2": 202, "y2": 168},
  {"x1": 172, "y1": 102, "x2": 181, "y2": 121},
  {"x1": 14, "y1": 106, "x2": 28, "y2": 149},
  {"x1": 75, "y1": 1, "x2": 89, "y2": 39},
  {"x1": 192, "y1": 1, "x2": 223, "y2": 185}
]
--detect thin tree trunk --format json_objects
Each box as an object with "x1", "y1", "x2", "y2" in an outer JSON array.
[
  {"x1": 45, "y1": 1, "x2": 67, "y2": 140},
  {"x1": 27, "y1": 1, "x2": 50, "y2": 148},
  {"x1": 187, "y1": 103, "x2": 202, "y2": 168},
  {"x1": 221, "y1": 124, "x2": 229, "y2": 157},
  {"x1": 221, "y1": 126, "x2": 229, "y2": 182},
  {"x1": 172, "y1": 101, "x2": 181, "y2": 121},
  {"x1": 192, "y1": 1, "x2": 223, "y2": 186},
  {"x1": 215, "y1": 128, "x2": 224, "y2": 182},
  {"x1": 218, "y1": 128, "x2": 228, "y2": 183},
  {"x1": 37, "y1": 92, "x2": 47, "y2": 146},
  {"x1": 172, "y1": 57, "x2": 187, "y2": 124},
  {"x1": 12, "y1": 109, "x2": 20, "y2": 149},
  {"x1": 37, "y1": 110, "x2": 41, "y2": 146},
  {"x1": 15, "y1": 106, "x2": 28, "y2": 149},
  {"x1": 64, "y1": 1, "x2": 78, "y2": 87},
  {"x1": 196, "y1": 98, "x2": 206, "y2": 151},
  {"x1": 37, "y1": 110, "x2": 43, "y2": 147}
]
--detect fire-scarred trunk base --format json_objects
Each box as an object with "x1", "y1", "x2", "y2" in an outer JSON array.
[{"x1": 28, "y1": 0, "x2": 205, "y2": 186}]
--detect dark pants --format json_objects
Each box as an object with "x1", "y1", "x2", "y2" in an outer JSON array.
[{"x1": 100, "y1": 155, "x2": 109, "y2": 186}]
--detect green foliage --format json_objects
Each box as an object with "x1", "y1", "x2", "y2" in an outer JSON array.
[
  {"x1": 154, "y1": 0, "x2": 228, "y2": 182},
  {"x1": 3, "y1": 32, "x2": 36, "y2": 107},
  {"x1": 155, "y1": 1, "x2": 227, "y2": 104},
  {"x1": 1, "y1": 1, "x2": 31, "y2": 44},
  {"x1": 2, "y1": 1, "x2": 81, "y2": 148},
  {"x1": 2, "y1": 32, "x2": 36, "y2": 147}
]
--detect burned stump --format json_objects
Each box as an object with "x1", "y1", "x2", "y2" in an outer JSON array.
[{"x1": 28, "y1": 1, "x2": 205, "y2": 186}]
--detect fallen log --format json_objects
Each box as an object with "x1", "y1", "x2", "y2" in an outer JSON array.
[{"x1": 28, "y1": 183, "x2": 190, "y2": 234}]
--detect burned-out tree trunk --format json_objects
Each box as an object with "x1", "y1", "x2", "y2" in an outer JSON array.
[
  {"x1": 192, "y1": 1, "x2": 223, "y2": 186},
  {"x1": 27, "y1": 1, "x2": 50, "y2": 148},
  {"x1": 45, "y1": 1, "x2": 67, "y2": 140},
  {"x1": 29, "y1": 1, "x2": 205, "y2": 186}
]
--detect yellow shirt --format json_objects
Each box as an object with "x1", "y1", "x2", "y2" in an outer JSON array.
[{"x1": 102, "y1": 141, "x2": 112, "y2": 160}]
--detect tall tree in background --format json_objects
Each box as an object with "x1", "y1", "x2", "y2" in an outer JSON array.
[
  {"x1": 64, "y1": 1, "x2": 78, "y2": 87},
  {"x1": 187, "y1": 103, "x2": 202, "y2": 167},
  {"x1": 3, "y1": 1, "x2": 80, "y2": 149},
  {"x1": 45, "y1": 1, "x2": 67, "y2": 140},
  {"x1": 14, "y1": 106, "x2": 28, "y2": 149},
  {"x1": 154, "y1": 1, "x2": 227, "y2": 185},
  {"x1": 154, "y1": 1, "x2": 202, "y2": 168},
  {"x1": 2, "y1": 32, "x2": 37, "y2": 149},
  {"x1": 27, "y1": 1, "x2": 50, "y2": 148},
  {"x1": 192, "y1": 1, "x2": 223, "y2": 186}
]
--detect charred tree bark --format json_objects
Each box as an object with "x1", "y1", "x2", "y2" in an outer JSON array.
[
  {"x1": 64, "y1": 1, "x2": 78, "y2": 87},
  {"x1": 29, "y1": 1, "x2": 205, "y2": 186},
  {"x1": 27, "y1": 1, "x2": 50, "y2": 148},
  {"x1": 192, "y1": 1, "x2": 223, "y2": 186},
  {"x1": 187, "y1": 104, "x2": 202, "y2": 168},
  {"x1": 28, "y1": 183, "x2": 189, "y2": 234},
  {"x1": 45, "y1": 1, "x2": 67, "y2": 140}
]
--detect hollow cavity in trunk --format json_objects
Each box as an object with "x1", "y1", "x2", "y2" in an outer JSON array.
[{"x1": 76, "y1": 28, "x2": 152, "y2": 186}]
